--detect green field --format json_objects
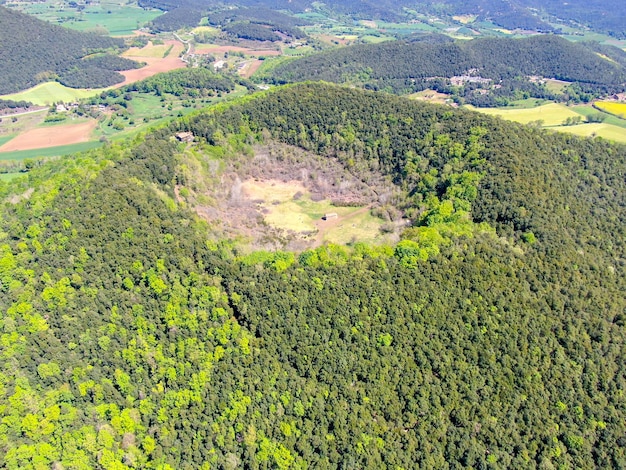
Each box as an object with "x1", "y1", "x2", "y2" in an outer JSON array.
[
  {"x1": 1, "y1": 82, "x2": 108, "y2": 106},
  {"x1": 242, "y1": 179, "x2": 389, "y2": 246},
  {"x1": 559, "y1": 123, "x2": 626, "y2": 143},
  {"x1": 360, "y1": 35, "x2": 394, "y2": 44},
  {"x1": 14, "y1": 1, "x2": 161, "y2": 36},
  {"x1": 467, "y1": 103, "x2": 582, "y2": 126},
  {"x1": 0, "y1": 142, "x2": 102, "y2": 161},
  {"x1": 0, "y1": 136, "x2": 15, "y2": 147},
  {"x1": 468, "y1": 103, "x2": 626, "y2": 143},
  {"x1": 573, "y1": 105, "x2": 626, "y2": 128}
]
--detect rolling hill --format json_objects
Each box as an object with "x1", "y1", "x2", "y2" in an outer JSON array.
[
  {"x1": 0, "y1": 83, "x2": 624, "y2": 468},
  {"x1": 0, "y1": 6, "x2": 140, "y2": 94},
  {"x1": 267, "y1": 35, "x2": 626, "y2": 88}
]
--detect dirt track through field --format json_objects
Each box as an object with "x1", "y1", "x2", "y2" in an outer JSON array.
[
  {"x1": 0, "y1": 120, "x2": 97, "y2": 152},
  {"x1": 240, "y1": 59, "x2": 263, "y2": 78}
]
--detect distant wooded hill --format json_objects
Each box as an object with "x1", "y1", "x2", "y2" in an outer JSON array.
[
  {"x1": 265, "y1": 35, "x2": 626, "y2": 99},
  {"x1": 428, "y1": 0, "x2": 626, "y2": 38},
  {"x1": 0, "y1": 6, "x2": 140, "y2": 94},
  {"x1": 138, "y1": 0, "x2": 626, "y2": 36}
]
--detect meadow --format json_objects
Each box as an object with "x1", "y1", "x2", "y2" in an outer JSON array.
[
  {"x1": 241, "y1": 179, "x2": 389, "y2": 246},
  {"x1": 468, "y1": 103, "x2": 626, "y2": 143},
  {"x1": 14, "y1": 0, "x2": 161, "y2": 36},
  {"x1": 0, "y1": 142, "x2": 102, "y2": 161},
  {"x1": 467, "y1": 103, "x2": 582, "y2": 126},
  {"x1": 0, "y1": 83, "x2": 107, "y2": 106}
]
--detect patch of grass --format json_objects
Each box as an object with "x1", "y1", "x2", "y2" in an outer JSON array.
[
  {"x1": 556, "y1": 123, "x2": 626, "y2": 144},
  {"x1": 408, "y1": 90, "x2": 450, "y2": 104},
  {"x1": 0, "y1": 142, "x2": 102, "y2": 161},
  {"x1": 504, "y1": 98, "x2": 550, "y2": 109},
  {"x1": 573, "y1": 105, "x2": 626, "y2": 128},
  {"x1": 123, "y1": 43, "x2": 173, "y2": 59},
  {"x1": 191, "y1": 26, "x2": 219, "y2": 35},
  {"x1": 0, "y1": 110, "x2": 48, "y2": 138},
  {"x1": 1, "y1": 83, "x2": 108, "y2": 106},
  {"x1": 468, "y1": 103, "x2": 582, "y2": 126},
  {"x1": 360, "y1": 35, "x2": 394, "y2": 44},
  {"x1": 241, "y1": 179, "x2": 387, "y2": 245},
  {"x1": 0, "y1": 172, "x2": 22, "y2": 182},
  {"x1": 0, "y1": 136, "x2": 16, "y2": 147},
  {"x1": 469, "y1": 102, "x2": 626, "y2": 143},
  {"x1": 282, "y1": 46, "x2": 315, "y2": 56},
  {"x1": 544, "y1": 79, "x2": 570, "y2": 94}
]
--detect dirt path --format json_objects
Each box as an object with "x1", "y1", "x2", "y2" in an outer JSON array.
[{"x1": 0, "y1": 120, "x2": 97, "y2": 152}]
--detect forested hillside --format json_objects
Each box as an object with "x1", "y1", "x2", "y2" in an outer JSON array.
[
  {"x1": 0, "y1": 83, "x2": 625, "y2": 469},
  {"x1": 428, "y1": 0, "x2": 626, "y2": 38},
  {"x1": 0, "y1": 6, "x2": 137, "y2": 93},
  {"x1": 136, "y1": 0, "x2": 625, "y2": 35},
  {"x1": 265, "y1": 35, "x2": 626, "y2": 100}
]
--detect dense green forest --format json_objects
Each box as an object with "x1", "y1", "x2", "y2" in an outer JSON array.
[
  {"x1": 149, "y1": 7, "x2": 204, "y2": 32},
  {"x1": 427, "y1": 0, "x2": 626, "y2": 38},
  {"x1": 136, "y1": 0, "x2": 625, "y2": 36},
  {"x1": 0, "y1": 6, "x2": 138, "y2": 93},
  {"x1": 0, "y1": 83, "x2": 624, "y2": 468},
  {"x1": 264, "y1": 35, "x2": 626, "y2": 101},
  {"x1": 222, "y1": 22, "x2": 282, "y2": 42},
  {"x1": 122, "y1": 68, "x2": 238, "y2": 97}
]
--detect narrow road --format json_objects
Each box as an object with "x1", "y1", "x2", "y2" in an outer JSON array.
[{"x1": 173, "y1": 32, "x2": 193, "y2": 64}]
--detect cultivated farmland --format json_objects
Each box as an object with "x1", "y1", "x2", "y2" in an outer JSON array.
[{"x1": 594, "y1": 101, "x2": 626, "y2": 119}]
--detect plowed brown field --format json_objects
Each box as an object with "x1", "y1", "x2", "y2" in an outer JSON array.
[{"x1": 0, "y1": 120, "x2": 97, "y2": 152}]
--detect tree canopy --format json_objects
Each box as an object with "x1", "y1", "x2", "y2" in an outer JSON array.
[{"x1": 0, "y1": 82, "x2": 624, "y2": 469}]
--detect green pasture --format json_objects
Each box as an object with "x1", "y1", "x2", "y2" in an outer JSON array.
[
  {"x1": 282, "y1": 46, "x2": 316, "y2": 56},
  {"x1": 544, "y1": 79, "x2": 570, "y2": 93},
  {"x1": 573, "y1": 105, "x2": 626, "y2": 128},
  {"x1": 249, "y1": 185, "x2": 387, "y2": 245},
  {"x1": 557, "y1": 123, "x2": 626, "y2": 143},
  {"x1": 0, "y1": 142, "x2": 102, "y2": 161},
  {"x1": 1, "y1": 83, "x2": 108, "y2": 106},
  {"x1": 375, "y1": 21, "x2": 439, "y2": 34},
  {"x1": 0, "y1": 173, "x2": 22, "y2": 182},
  {"x1": 469, "y1": 103, "x2": 626, "y2": 143},
  {"x1": 360, "y1": 35, "x2": 394, "y2": 44},
  {"x1": 15, "y1": 1, "x2": 161, "y2": 36},
  {"x1": 0, "y1": 136, "x2": 16, "y2": 147},
  {"x1": 467, "y1": 103, "x2": 582, "y2": 126}
]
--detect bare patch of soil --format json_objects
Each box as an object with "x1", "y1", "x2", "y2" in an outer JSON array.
[
  {"x1": 239, "y1": 59, "x2": 264, "y2": 78},
  {"x1": 119, "y1": 41, "x2": 186, "y2": 86},
  {"x1": 0, "y1": 120, "x2": 97, "y2": 152}
]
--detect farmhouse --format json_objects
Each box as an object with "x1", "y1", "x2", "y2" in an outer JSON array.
[{"x1": 175, "y1": 132, "x2": 194, "y2": 143}]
